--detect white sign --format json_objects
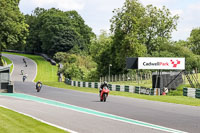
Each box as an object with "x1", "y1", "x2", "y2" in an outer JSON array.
[{"x1": 138, "y1": 57, "x2": 185, "y2": 70}]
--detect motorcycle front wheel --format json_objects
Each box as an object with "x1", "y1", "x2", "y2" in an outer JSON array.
[{"x1": 103, "y1": 93, "x2": 107, "y2": 102}]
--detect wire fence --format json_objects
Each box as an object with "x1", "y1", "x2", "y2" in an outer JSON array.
[{"x1": 100, "y1": 70, "x2": 200, "y2": 88}]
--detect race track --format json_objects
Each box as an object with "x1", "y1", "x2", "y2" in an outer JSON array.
[{"x1": 1, "y1": 53, "x2": 200, "y2": 133}]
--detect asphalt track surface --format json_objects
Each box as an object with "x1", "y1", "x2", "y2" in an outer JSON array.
[{"x1": 1, "y1": 54, "x2": 200, "y2": 133}]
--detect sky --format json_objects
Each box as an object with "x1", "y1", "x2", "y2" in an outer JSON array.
[{"x1": 19, "y1": 0, "x2": 200, "y2": 41}]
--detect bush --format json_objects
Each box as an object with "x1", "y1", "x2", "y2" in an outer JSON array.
[
  {"x1": 168, "y1": 84, "x2": 191, "y2": 96},
  {"x1": 168, "y1": 90, "x2": 182, "y2": 96},
  {"x1": 56, "y1": 52, "x2": 98, "y2": 81}
]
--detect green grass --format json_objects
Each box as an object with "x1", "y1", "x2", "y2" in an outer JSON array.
[
  {"x1": 2, "y1": 56, "x2": 13, "y2": 73},
  {"x1": 3, "y1": 52, "x2": 58, "y2": 82},
  {"x1": 0, "y1": 107, "x2": 67, "y2": 133}
]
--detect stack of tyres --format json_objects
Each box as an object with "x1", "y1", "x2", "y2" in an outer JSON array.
[
  {"x1": 69, "y1": 80, "x2": 72, "y2": 85},
  {"x1": 150, "y1": 88, "x2": 155, "y2": 95},
  {"x1": 83, "y1": 82, "x2": 86, "y2": 87},
  {"x1": 135, "y1": 86, "x2": 140, "y2": 94},
  {"x1": 65, "y1": 78, "x2": 71, "y2": 85},
  {"x1": 108, "y1": 84, "x2": 112, "y2": 91},
  {"x1": 88, "y1": 82, "x2": 92, "y2": 88},
  {"x1": 78, "y1": 82, "x2": 80, "y2": 87},
  {"x1": 73, "y1": 81, "x2": 76, "y2": 86},
  {"x1": 187, "y1": 88, "x2": 196, "y2": 98},
  {"x1": 95, "y1": 83, "x2": 98, "y2": 88},
  {"x1": 183, "y1": 88, "x2": 188, "y2": 96},
  {"x1": 116, "y1": 85, "x2": 120, "y2": 91},
  {"x1": 195, "y1": 89, "x2": 200, "y2": 98},
  {"x1": 125, "y1": 86, "x2": 129, "y2": 92}
]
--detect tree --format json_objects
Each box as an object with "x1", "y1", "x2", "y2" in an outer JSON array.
[
  {"x1": 144, "y1": 5, "x2": 179, "y2": 54},
  {"x1": 54, "y1": 52, "x2": 98, "y2": 81},
  {"x1": 188, "y1": 27, "x2": 200, "y2": 55},
  {"x1": 109, "y1": 0, "x2": 179, "y2": 74},
  {"x1": 110, "y1": 0, "x2": 147, "y2": 74},
  {"x1": 25, "y1": 8, "x2": 94, "y2": 56},
  {"x1": 152, "y1": 41, "x2": 200, "y2": 71},
  {"x1": 0, "y1": 0, "x2": 28, "y2": 64},
  {"x1": 89, "y1": 30, "x2": 113, "y2": 76}
]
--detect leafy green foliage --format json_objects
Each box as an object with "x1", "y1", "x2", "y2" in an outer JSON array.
[
  {"x1": 150, "y1": 41, "x2": 200, "y2": 71},
  {"x1": 89, "y1": 30, "x2": 113, "y2": 76},
  {"x1": 54, "y1": 52, "x2": 98, "y2": 81},
  {"x1": 188, "y1": 27, "x2": 200, "y2": 55},
  {"x1": 108, "y1": 0, "x2": 179, "y2": 74},
  {"x1": 110, "y1": 0, "x2": 147, "y2": 74},
  {"x1": 25, "y1": 8, "x2": 94, "y2": 56},
  {"x1": 0, "y1": 0, "x2": 28, "y2": 50},
  {"x1": 0, "y1": 0, "x2": 28, "y2": 65},
  {"x1": 144, "y1": 5, "x2": 179, "y2": 53}
]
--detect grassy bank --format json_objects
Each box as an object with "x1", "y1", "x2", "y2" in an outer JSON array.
[
  {"x1": 2, "y1": 56, "x2": 13, "y2": 73},
  {"x1": 0, "y1": 107, "x2": 67, "y2": 133}
]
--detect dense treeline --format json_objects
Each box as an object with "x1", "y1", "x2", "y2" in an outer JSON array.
[
  {"x1": 1, "y1": 0, "x2": 200, "y2": 81},
  {"x1": 24, "y1": 8, "x2": 95, "y2": 56},
  {"x1": 0, "y1": 0, "x2": 28, "y2": 65}
]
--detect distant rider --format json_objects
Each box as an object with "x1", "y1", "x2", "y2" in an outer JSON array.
[
  {"x1": 99, "y1": 81, "x2": 108, "y2": 95},
  {"x1": 36, "y1": 80, "x2": 42, "y2": 92},
  {"x1": 22, "y1": 73, "x2": 28, "y2": 82}
]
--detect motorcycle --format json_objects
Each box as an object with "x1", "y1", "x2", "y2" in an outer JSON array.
[
  {"x1": 100, "y1": 86, "x2": 110, "y2": 102},
  {"x1": 36, "y1": 84, "x2": 42, "y2": 92}
]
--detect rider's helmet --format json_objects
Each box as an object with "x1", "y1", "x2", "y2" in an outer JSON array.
[{"x1": 104, "y1": 81, "x2": 107, "y2": 85}]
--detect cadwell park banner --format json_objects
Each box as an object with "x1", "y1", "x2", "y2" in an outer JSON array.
[{"x1": 138, "y1": 57, "x2": 185, "y2": 70}]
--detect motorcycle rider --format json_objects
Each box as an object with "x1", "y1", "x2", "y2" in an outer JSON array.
[
  {"x1": 36, "y1": 80, "x2": 42, "y2": 92},
  {"x1": 99, "y1": 81, "x2": 109, "y2": 95}
]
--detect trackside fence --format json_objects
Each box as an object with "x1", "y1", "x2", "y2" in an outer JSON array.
[{"x1": 65, "y1": 78, "x2": 162, "y2": 96}]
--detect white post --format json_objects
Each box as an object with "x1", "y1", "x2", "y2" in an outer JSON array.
[{"x1": 109, "y1": 64, "x2": 112, "y2": 82}]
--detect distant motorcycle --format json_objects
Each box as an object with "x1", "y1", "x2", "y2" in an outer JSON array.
[
  {"x1": 100, "y1": 86, "x2": 110, "y2": 102},
  {"x1": 36, "y1": 84, "x2": 42, "y2": 92}
]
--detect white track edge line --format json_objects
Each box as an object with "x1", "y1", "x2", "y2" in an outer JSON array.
[
  {"x1": 0, "y1": 105, "x2": 78, "y2": 133},
  {"x1": 14, "y1": 93, "x2": 187, "y2": 133}
]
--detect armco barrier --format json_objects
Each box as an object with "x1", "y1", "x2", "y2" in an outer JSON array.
[{"x1": 65, "y1": 79, "x2": 160, "y2": 96}]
